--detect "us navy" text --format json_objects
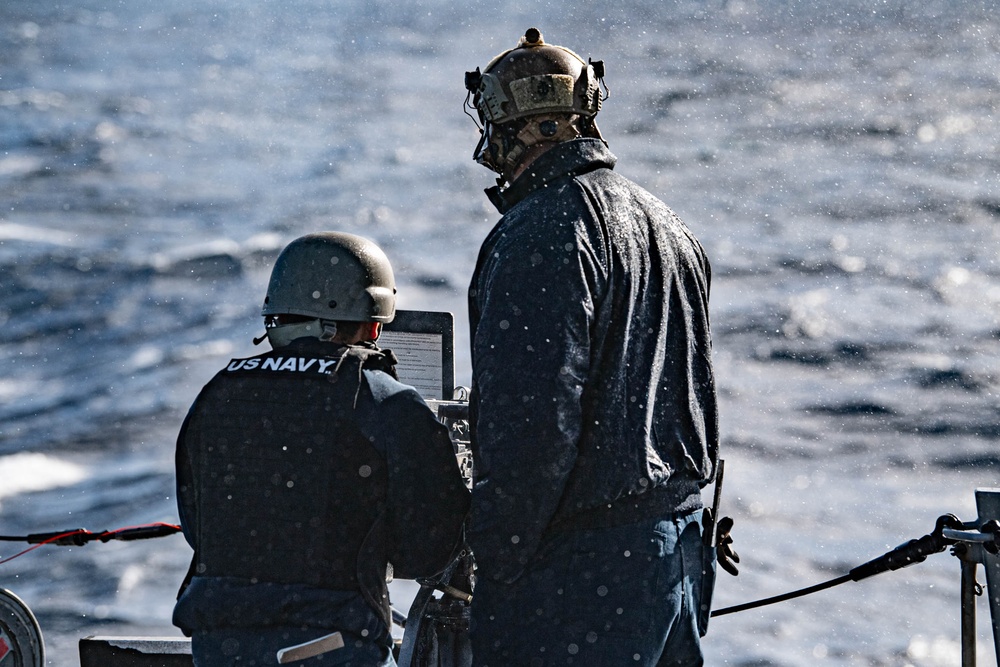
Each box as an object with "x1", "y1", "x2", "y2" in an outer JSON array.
[{"x1": 226, "y1": 357, "x2": 339, "y2": 373}]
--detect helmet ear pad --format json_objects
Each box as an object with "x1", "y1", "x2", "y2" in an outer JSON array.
[{"x1": 265, "y1": 318, "x2": 325, "y2": 349}]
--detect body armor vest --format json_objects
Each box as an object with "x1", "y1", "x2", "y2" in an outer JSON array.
[{"x1": 185, "y1": 344, "x2": 396, "y2": 591}]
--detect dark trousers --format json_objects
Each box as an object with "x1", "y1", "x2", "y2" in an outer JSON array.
[
  {"x1": 470, "y1": 510, "x2": 714, "y2": 666},
  {"x1": 192, "y1": 627, "x2": 396, "y2": 667}
]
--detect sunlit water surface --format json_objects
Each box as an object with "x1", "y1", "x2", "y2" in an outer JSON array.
[{"x1": 1, "y1": 1, "x2": 999, "y2": 664}]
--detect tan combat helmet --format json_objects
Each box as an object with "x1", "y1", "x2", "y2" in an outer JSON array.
[{"x1": 464, "y1": 28, "x2": 607, "y2": 184}]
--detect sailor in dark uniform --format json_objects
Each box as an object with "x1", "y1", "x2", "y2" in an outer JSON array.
[
  {"x1": 173, "y1": 232, "x2": 470, "y2": 666},
  {"x1": 464, "y1": 30, "x2": 719, "y2": 666}
]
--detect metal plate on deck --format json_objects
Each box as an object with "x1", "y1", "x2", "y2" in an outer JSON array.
[{"x1": 79, "y1": 636, "x2": 192, "y2": 666}]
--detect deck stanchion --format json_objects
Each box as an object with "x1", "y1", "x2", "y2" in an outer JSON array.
[
  {"x1": 974, "y1": 488, "x2": 1000, "y2": 666},
  {"x1": 959, "y1": 554, "x2": 978, "y2": 667}
]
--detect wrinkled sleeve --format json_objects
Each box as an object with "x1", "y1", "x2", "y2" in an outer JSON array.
[
  {"x1": 365, "y1": 385, "x2": 470, "y2": 580},
  {"x1": 469, "y1": 201, "x2": 603, "y2": 583}
]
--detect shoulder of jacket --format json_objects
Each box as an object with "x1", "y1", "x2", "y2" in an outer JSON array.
[{"x1": 362, "y1": 367, "x2": 424, "y2": 405}]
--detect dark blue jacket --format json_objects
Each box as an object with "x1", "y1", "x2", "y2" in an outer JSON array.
[
  {"x1": 468, "y1": 138, "x2": 718, "y2": 584},
  {"x1": 173, "y1": 339, "x2": 470, "y2": 647}
]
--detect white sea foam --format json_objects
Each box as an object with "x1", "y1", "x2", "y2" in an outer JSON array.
[
  {"x1": 0, "y1": 222, "x2": 78, "y2": 245},
  {"x1": 0, "y1": 453, "x2": 87, "y2": 502}
]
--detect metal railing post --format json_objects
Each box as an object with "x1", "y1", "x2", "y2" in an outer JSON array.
[
  {"x1": 974, "y1": 488, "x2": 1000, "y2": 667},
  {"x1": 961, "y1": 554, "x2": 979, "y2": 667}
]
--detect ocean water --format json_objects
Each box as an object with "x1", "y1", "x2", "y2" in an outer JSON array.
[{"x1": 1, "y1": 1, "x2": 999, "y2": 664}]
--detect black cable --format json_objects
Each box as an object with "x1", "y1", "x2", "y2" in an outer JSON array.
[
  {"x1": 0, "y1": 523, "x2": 181, "y2": 546},
  {"x1": 711, "y1": 574, "x2": 853, "y2": 617},
  {"x1": 711, "y1": 514, "x2": 966, "y2": 618}
]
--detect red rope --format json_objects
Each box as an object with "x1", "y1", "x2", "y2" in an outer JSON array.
[{"x1": 0, "y1": 522, "x2": 182, "y2": 565}]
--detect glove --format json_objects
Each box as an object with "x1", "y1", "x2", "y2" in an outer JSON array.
[{"x1": 716, "y1": 516, "x2": 740, "y2": 576}]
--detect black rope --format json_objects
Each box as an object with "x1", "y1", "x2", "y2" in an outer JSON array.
[
  {"x1": 711, "y1": 574, "x2": 852, "y2": 617},
  {"x1": 0, "y1": 523, "x2": 181, "y2": 546},
  {"x1": 711, "y1": 514, "x2": 969, "y2": 618}
]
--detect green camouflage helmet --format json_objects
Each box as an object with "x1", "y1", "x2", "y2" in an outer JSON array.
[{"x1": 262, "y1": 232, "x2": 396, "y2": 326}]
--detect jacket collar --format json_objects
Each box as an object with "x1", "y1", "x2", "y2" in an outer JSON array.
[
  {"x1": 484, "y1": 138, "x2": 617, "y2": 214},
  {"x1": 279, "y1": 337, "x2": 399, "y2": 377}
]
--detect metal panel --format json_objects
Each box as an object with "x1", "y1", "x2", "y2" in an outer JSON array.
[{"x1": 79, "y1": 636, "x2": 192, "y2": 667}]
